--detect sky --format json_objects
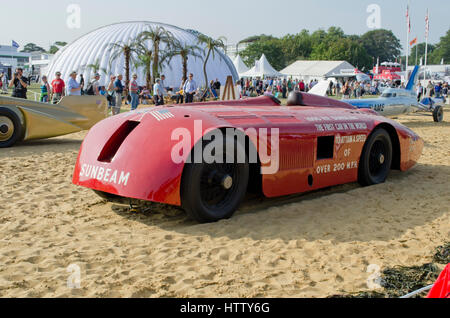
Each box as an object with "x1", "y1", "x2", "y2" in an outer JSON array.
[{"x1": 1, "y1": 0, "x2": 449, "y2": 53}]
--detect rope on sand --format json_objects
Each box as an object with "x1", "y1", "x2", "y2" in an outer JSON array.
[{"x1": 400, "y1": 284, "x2": 434, "y2": 298}]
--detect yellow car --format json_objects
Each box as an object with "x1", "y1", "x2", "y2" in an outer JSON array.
[{"x1": 0, "y1": 95, "x2": 108, "y2": 148}]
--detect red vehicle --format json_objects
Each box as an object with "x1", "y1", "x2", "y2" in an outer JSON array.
[{"x1": 73, "y1": 93, "x2": 423, "y2": 223}]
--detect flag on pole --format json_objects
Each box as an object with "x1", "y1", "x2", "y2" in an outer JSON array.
[
  {"x1": 406, "y1": 5, "x2": 411, "y2": 33},
  {"x1": 405, "y1": 2, "x2": 411, "y2": 77},
  {"x1": 425, "y1": 10, "x2": 430, "y2": 39},
  {"x1": 11, "y1": 40, "x2": 20, "y2": 49},
  {"x1": 410, "y1": 37, "x2": 418, "y2": 46}
]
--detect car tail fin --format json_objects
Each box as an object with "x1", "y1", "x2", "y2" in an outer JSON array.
[{"x1": 406, "y1": 66, "x2": 420, "y2": 91}]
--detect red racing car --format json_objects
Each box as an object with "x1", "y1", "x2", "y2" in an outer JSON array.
[{"x1": 73, "y1": 92, "x2": 423, "y2": 223}]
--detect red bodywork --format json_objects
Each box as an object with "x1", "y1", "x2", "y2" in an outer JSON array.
[{"x1": 72, "y1": 94, "x2": 423, "y2": 206}]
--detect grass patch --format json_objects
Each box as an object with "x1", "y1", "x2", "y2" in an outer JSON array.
[{"x1": 433, "y1": 243, "x2": 450, "y2": 264}]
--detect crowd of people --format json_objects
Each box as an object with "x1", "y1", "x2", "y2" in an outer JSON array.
[
  {"x1": 235, "y1": 76, "x2": 449, "y2": 102},
  {"x1": 233, "y1": 77, "x2": 384, "y2": 99},
  {"x1": 417, "y1": 81, "x2": 449, "y2": 101},
  {"x1": 1, "y1": 68, "x2": 205, "y2": 115},
  {"x1": 234, "y1": 77, "x2": 321, "y2": 99},
  {"x1": 2, "y1": 68, "x2": 448, "y2": 116}
]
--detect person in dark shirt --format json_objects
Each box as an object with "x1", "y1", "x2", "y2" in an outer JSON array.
[
  {"x1": 113, "y1": 74, "x2": 124, "y2": 115},
  {"x1": 213, "y1": 79, "x2": 221, "y2": 95},
  {"x1": 8, "y1": 68, "x2": 28, "y2": 99},
  {"x1": 79, "y1": 74, "x2": 85, "y2": 95}
]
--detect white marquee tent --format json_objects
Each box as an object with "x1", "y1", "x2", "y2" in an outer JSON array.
[
  {"x1": 233, "y1": 55, "x2": 250, "y2": 77},
  {"x1": 280, "y1": 60, "x2": 356, "y2": 82},
  {"x1": 240, "y1": 54, "x2": 284, "y2": 78}
]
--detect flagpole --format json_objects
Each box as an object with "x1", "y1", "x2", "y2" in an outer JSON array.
[
  {"x1": 424, "y1": 9, "x2": 429, "y2": 81},
  {"x1": 415, "y1": 38, "x2": 418, "y2": 65},
  {"x1": 405, "y1": 1, "x2": 410, "y2": 82}
]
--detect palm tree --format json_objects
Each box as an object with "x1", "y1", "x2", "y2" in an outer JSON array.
[
  {"x1": 134, "y1": 55, "x2": 152, "y2": 89},
  {"x1": 132, "y1": 41, "x2": 153, "y2": 89},
  {"x1": 107, "y1": 41, "x2": 139, "y2": 93},
  {"x1": 197, "y1": 35, "x2": 226, "y2": 97},
  {"x1": 161, "y1": 40, "x2": 202, "y2": 82},
  {"x1": 138, "y1": 26, "x2": 176, "y2": 82},
  {"x1": 82, "y1": 58, "x2": 108, "y2": 78}
]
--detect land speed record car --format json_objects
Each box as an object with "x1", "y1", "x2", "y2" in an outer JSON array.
[
  {"x1": 0, "y1": 95, "x2": 107, "y2": 148},
  {"x1": 73, "y1": 92, "x2": 423, "y2": 223}
]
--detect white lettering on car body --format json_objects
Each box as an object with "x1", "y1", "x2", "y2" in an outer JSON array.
[{"x1": 79, "y1": 164, "x2": 130, "y2": 186}]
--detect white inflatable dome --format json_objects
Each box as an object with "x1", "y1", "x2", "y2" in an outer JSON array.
[{"x1": 45, "y1": 21, "x2": 238, "y2": 89}]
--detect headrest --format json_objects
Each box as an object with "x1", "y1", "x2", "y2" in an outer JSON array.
[{"x1": 287, "y1": 91, "x2": 304, "y2": 106}]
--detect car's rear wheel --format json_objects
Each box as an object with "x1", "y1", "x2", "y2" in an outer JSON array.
[
  {"x1": 358, "y1": 128, "x2": 393, "y2": 186},
  {"x1": 181, "y1": 135, "x2": 249, "y2": 223},
  {"x1": 433, "y1": 106, "x2": 444, "y2": 123},
  {"x1": 0, "y1": 107, "x2": 24, "y2": 148}
]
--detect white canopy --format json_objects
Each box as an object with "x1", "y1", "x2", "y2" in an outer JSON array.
[
  {"x1": 240, "y1": 54, "x2": 283, "y2": 78},
  {"x1": 233, "y1": 55, "x2": 250, "y2": 77},
  {"x1": 280, "y1": 60, "x2": 356, "y2": 81}
]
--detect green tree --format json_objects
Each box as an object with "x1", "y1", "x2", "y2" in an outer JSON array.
[
  {"x1": 48, "y1": 46, "x2": 59, "y2": 54},
  {"x1": 238, "y1": 34, "x2": 276, "y2": 45},
  {"x1": 360, "y1": 29, "x2": 402, "y2": 62},
  {"x1": 408, "y1": 42, "x2": 436, "y2": 65},
  {"x1": 429, "y1": 28, "x2": 450, "y2": 64},
  {"x1": 108, "y1": 41, "x2": 140, "y2": 93},
  {"x1": 311, "y1": 38, "x2": 372, "y2": 70},
  {"x1": 197, "y1": 35, "x2": 226, "y2": 97},
  {"x1": 20, "y1": 43, "x2": 45, "y2": 53},
  {"x1": 132, "y1": 40, "x2": 153, "y2": 89},
  {"x1": 82, "y1": 58, "x2": 108, "y2": 77},
  {"x1": 280, "y1": 30, "x2": 313, "y2": 65},
  {"x1": 48, "y1": 41, "x2": 68, "y2": 54},
  {"x1": 161, "y1": 40, "x2": 202, "y2": 82},
  {"x1": 240, "y1": 38, "x2": 286, "y2": 71},
  {"x1": 138, "y1": 26, "x2": 176, "y2": 82}
]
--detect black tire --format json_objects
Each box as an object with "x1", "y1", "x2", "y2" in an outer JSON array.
[
  {"x1": 181, "y1": 134, "x2": 249, "y2": 223},
  {"x1": 433, "y1": 106, "x2": 444, "y2": 123},
  {"x1": 358, "y1": 128, "x2": 393, "y2": 186},
  {"x1": 0, "y1": 107, "x2": 24, "y2": 148}
]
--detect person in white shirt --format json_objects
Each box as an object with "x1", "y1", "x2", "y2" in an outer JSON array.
[
  {"x1": 153, "y1": 78, "x2": 164, "y2": 106},
  {"x1": 183, "y1": 73, "x2": 197, "y2": 103},
  {"x1": 1, "y1": 72, "x2": 8, "y2": 94}
]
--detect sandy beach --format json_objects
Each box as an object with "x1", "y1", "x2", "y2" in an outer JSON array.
[{"x1": 0, "y1": 111, "x2": 449, "y2": 298}]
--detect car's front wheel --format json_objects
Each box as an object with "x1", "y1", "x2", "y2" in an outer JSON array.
[
  {"x1": 181, "y1": 135, "x2": 249, "y2": 223},
  {"x1": 0, "y1": 107, "x2": 24, "y2": 148}
]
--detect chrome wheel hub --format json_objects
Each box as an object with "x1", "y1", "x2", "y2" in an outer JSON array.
[
  {"x1": 221, "y1": 175, "x2": 233, "y2": 190},
  {"x1": 0, "y1": 116, "x2": 14, "y2": 142}
]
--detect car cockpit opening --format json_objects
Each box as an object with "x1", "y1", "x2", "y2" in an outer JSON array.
[{"x1": 97, "y1": 120, "x2": 140, "y2": 163}]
